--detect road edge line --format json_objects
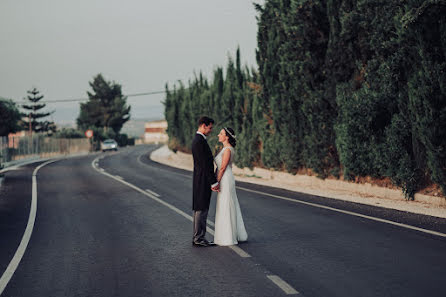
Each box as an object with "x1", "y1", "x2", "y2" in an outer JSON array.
[
  {"x1": 237, "y1": 186, "x2": 446, "y2": 238},
  {"x1": 0, "y1": 159, "x2": 60, "y2": 295}
]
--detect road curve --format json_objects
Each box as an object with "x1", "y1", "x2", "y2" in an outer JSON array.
[{"x1": 0, "y1": 145, "x2": 445, "y2": 297}]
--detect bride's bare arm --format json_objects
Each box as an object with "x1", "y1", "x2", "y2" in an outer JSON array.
[{"x1": 217, "y1": 149, "x2": 231, "y2": 182}]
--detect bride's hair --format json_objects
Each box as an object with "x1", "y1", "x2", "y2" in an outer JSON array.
[{"x1": 224, "y1": 127, "x2": 236, "y2": 147}]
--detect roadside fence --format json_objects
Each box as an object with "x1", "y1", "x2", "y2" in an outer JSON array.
[{"x1": 0, "y1": 135, "x2": 91, "y2": 165}]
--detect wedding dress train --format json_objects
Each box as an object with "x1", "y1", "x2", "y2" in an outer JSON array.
[{"x1": 214, "y1": 147, "x2": 248, "y2": 246}]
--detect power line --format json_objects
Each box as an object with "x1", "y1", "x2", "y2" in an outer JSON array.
[{"x1": 20, "y1": 90, "x2": 167, "y2": 104}]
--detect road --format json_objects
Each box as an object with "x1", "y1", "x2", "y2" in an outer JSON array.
[{"x1": 1, "y1": 144, "x2": 446, "y2": 297}]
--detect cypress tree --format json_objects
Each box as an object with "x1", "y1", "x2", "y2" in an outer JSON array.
[
  {"x1": 255, "y1": 0, "x2": 285, "y2": 169},
  {"x1": 163, "y1": 0, "x2": 446, "y2": 197},
  {"x1": 403, "y1": 0, "x2": 446, "y2": 195}
]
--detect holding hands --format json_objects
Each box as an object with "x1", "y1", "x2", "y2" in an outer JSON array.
[
  {"x1": 211, "y1": 183, "x2": 220, "y2": 192},
  {"x1": 212, "y1": 173, "x2": 220, "y2": 192}
]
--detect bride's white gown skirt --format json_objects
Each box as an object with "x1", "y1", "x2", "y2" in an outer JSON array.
[{"x1": 214, "y1": 166, "x2": 248, "y2": 246}]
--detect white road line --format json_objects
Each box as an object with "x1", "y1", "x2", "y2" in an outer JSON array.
[
  {"x1": 114, "y1": 175, "x2": 123, "y2": 180},
  {"x1": 0, "y1": 158, "x2": 53, "y2": 174},
  {"x1": 201, "y1": 222, "x2": 251, "y2": 258},
  {"x1": 0, "y1": 159, "x2": 60, "y2": 295},
  {"x1": 145, "y1": 189, "x2": 160, "y2": 197},
  {"x1": 141, "y1": 159, "x2": 446, "y2": 238},
  {"x1": 137, "y1": 153, "x2": 147, "y2": 167},
  {"x1": 267, "y1": 275, "x2": 300, "y2": 295},
  {"x1": 92, "y1": 157, "x2": 193, "y2": 221},
  {"x1": 229, "y1": 246, "x2": 251, "y2": 258},
  {"x1": 237, "y1": 186, "x2": 446, "y2": 238},
  {"x1": 91, "y1": 156, "x2": 251, "y2": 258}
]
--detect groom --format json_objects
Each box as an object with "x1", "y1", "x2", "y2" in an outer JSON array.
[{"x1": 192, "y1": 116, "x2": 219, "y2": 247}]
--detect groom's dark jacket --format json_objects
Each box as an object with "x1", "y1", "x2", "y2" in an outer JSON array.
[{"x1": 192, "y1": 133, "x2": 217, "y2": 211}]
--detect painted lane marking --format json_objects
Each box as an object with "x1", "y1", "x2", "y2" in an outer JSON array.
[
  {"x1": 0, "y1": 159, "x2": 60, "y2": 295},
  {"x1": 138, "y1": 155, "x2": 446, "y2": 240},
  {"x1": 147, "y1": 152, "x2": 446, "y2": 238},
  {"x1": 137, "y1": 153, "x2": 147, "y2": 167},
  {"x1": 237, "y1": 186, "x2": 446, "y2": 238},
  {"x1": 145, "y1": 189, "x2": 160, "y2": 197},
  {"x1": 138, "y1": 153, "x2": 303, "y2": 290},
  {"x1": 0, "y1": 158, "x2": 53, "y2": 174},
  {"x1": 203, "y1": 227, "x2": 249, "y2": 257},
  {"x1": 140, "y1": 151, "x2": 213, "y2": 226},
  {"x1": 92, "y1": 156, "x2": 251, "y2": 259},
  {"x1": 146, "y1": 156, "x2": 446, "y2": 238},
  {"x1": 229, "y1": 245, "x2": 251, "y2": 258},
  {"x1": 267, "y1": 275, "x2": 300, "y2": 295},
  {"x1": 93, "y1": 157, "x2": 194, "y2": 222},
  {"x1": 114, "y1": 175, "x2": 123, "y2": 180}
]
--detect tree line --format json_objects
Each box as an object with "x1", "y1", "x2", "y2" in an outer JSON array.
[
  {"x1": 1, "y1": 73, "x2": 132, "y2": 147},
  {"x1": 164, "y1": 0, "x2": 446, "y2": 199}
]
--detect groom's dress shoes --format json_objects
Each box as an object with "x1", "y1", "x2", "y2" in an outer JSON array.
[
  {"x1": 192, "y1": 240, "x2": 209, "y2": 247},
  {"x1": 204, "y1": 240, "x2": 216, "y2": 246},
  {"x1": 192, "y1": 238, "x2": 217, "y2": 247}
]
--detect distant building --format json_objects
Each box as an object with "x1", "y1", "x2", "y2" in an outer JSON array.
[
  {"x1": 143, "y1": 120, "x2": 168, "y2": 144},
  {"x1": 8, "y1": 131, "x2": 27, "y2": 148}
]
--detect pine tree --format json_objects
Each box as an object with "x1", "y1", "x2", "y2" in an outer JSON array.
[{"x1": 21, "y1": 88, "x2": 55, "y2": 135}]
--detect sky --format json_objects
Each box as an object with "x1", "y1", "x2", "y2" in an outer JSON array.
[{"x1": 0, "y1": 0, "x2": 263, "y2": 126}]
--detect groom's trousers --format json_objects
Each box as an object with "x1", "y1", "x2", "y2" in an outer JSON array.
[{"x1": 193, "y1": 209, "x2": 208, "y2": 243}]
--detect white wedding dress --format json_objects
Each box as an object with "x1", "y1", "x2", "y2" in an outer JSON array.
[{"x1": 214, "y1": 147, "x2": 248, "y2": 246}]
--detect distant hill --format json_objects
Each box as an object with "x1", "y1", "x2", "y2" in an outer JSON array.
[{"x1": 53, "y1": 118, "x2": 163, "y2": 138}]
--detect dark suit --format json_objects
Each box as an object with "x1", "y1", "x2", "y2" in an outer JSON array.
[{"x1": 191, "y1": 133, "x2": 217, "y2": 243}]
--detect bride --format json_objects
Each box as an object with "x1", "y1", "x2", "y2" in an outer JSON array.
[{"x1": 213, "y1": 127, "x2": 248, "y2": 246}]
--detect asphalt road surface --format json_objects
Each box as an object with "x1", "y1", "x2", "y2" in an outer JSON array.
[{"x1": 1, "y1": 145, "x2": 446, "y2": 297}]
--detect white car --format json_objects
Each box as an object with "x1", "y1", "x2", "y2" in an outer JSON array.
[{"x1": 101, "y1": 139, "x2": 118, "y2": 152}]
